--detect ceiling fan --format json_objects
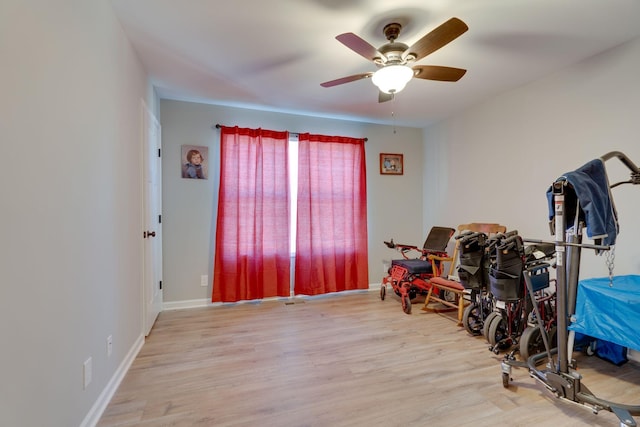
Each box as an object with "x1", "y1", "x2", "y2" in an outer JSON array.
[{"x1": 320, "y1": 17, "x2": 468, "y2": 102}]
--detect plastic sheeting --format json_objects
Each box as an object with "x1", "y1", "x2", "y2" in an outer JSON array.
[{"x1": 569, "y1": 275, "x2": 640, "y2": 351}]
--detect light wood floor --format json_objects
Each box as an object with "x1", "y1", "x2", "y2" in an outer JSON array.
[{"x1": 98, "y1": 291, "x2": 640, "y2": 427}]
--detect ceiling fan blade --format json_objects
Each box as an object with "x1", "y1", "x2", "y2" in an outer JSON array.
[
  {"x1": 320, "y1": 72, "x2": 373, "y2": 88},
  {"x1": 413, "y1": 65, "x2": 467, "y2": 82},
  {"x1": 403, "y1": 17, "x2": 468, "y2": 62},
  {"x1": 378, "y1": 91, "x2": 394, "y2": 103},
  {"x1": 336, "y1": 33, "x2": 383, "y2": 62}
]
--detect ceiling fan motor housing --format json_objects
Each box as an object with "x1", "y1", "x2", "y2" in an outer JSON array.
[
  {"x1": 379, "y1": 42, "x2": 409, "y2": 64},
  {"x1": 380, "y1": 23, "x2": 409, "y2": 64}
]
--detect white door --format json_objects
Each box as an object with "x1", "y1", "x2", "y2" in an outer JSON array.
[{"x1": 142, "y1": 100, "x2": 163, "y2": 336}]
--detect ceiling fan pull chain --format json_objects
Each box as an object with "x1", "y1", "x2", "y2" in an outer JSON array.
[{"x1": 392, "y1": 102, "x2": 397, "y2": 134}]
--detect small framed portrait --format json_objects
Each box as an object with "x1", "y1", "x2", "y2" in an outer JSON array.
[
  {"x1": 380, "y1": 153, "x2": 403, "y2": 175},
  {"x1": 181, "y1": 145, "x2": 208, "y2": 179}
]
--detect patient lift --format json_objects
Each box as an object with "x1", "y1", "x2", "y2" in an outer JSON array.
[{"x1": 501, "y1": 151, "x2": 640, "y2": 427}]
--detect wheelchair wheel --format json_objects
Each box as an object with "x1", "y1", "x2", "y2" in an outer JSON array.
[
  {"x1": 487, "y1": 314, "x2": 508, "y2": 347},
  {"x1": 402, "y1": 295, "x2": 412, "y2": 314},
  {"x1": 463, "y1": 303, "x2": 484, "y2": 336},
  {"x1": 519, "y1": 326, "x2": 543, "y2": 361},
  {"x1": 483, "y1": 312, "x2": 500, "y2": 340},
  {"x1": 380, "y1": 285, "x2": 386, "y2": 300},
  {"x1": 438, "y1": 288, "x2": 457, "y2": 304},
  {"x1": 548, "y1": 326, "x2": 557, "y2": 352},
  {"x1": 520, "y1": 326, "x2": 557, "y2": 361}
]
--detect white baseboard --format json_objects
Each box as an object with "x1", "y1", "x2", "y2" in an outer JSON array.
[
  {"x1": 163, "y1": 298, "x2": 212, "y2": 310},
  {"x1": 164, "y1": 286, "x2": 381, "y2": 311},
  {"x1": 80, "y1": 333, "x2": 145, "y2": 427}
]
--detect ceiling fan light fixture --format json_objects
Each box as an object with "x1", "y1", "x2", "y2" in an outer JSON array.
[{"x1": 372, "y1": 65, "x2": 414, "y2": 94}]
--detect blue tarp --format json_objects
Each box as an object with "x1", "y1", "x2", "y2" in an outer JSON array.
[{"x1": 569, "y1": 275, "x2": 640, "y2": 352}]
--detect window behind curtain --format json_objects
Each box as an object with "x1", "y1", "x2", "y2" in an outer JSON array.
[{"x1": 294, "y1": 133, "x2": 369, "y2": 295}]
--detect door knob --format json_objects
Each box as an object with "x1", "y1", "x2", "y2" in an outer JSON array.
[{"x1": 144, "y1": 231, "x2": 156, "y2": 238}]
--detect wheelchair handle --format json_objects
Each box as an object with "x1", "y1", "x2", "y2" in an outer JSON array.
[
  {"x1": 497, "y1": 234, "x2": 523, "y2": 251},
  {"x1": 384, "y1": 240, "x2": 419, "y2": 252},
  {"x1": 456, "y1": 231, "x2": 484, "y2": 240},
  {"x1": 455, "y1": 230, "x2": 475, "y2": 239},
  {"x1": 487, "y1": 230, "x2": 517, "y2": 242},
  {"x1": 486, "y1": 231, "x2": 514, "y2": 250}
]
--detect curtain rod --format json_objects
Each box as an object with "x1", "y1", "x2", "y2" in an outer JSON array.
[{"x1": 214, "y1": 124, "x2": 367, "y2": 142}]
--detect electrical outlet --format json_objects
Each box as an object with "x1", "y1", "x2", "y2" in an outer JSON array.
[
  {"x1": 200, "y1": 275, "x2": 208, "y2": 287},
  {"x1": 83, "y1": 357, "x2": 92, "y2": 389},
  {"x1": 382, "y1": 260, "x2": 390, "y2": 274},
  {"x1": 107, "y1": 335, "x2": 113, "y2": 357}
]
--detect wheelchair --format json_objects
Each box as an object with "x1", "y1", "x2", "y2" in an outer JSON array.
[
  {"x1": 380, "y1": 226, "x2": 455, "y2": 314},
  {"x1": 456, "y1": 231, "x2": 496, "y2": 336},
  {"x1": 483, "y1": 233, "x2": 556, "y2": 355}
]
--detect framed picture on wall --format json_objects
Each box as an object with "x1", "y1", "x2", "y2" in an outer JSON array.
[
  {"x1": 380, "y1": 153, "x2": 403, "y2": 175},
  {"x1": 181, "y1": 145, "x2": 208, "y2": 179}
]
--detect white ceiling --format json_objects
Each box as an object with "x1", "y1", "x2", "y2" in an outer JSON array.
[{"x1": 109, "y1": 0, "x2": 640, "y2": 128}]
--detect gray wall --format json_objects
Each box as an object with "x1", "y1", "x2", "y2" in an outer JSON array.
[
  {"x1": 3, "y1": 1, "x2": 640, "y2": 425},
  {"x1": 160, "y1": 100, "x2": 425, "y2": 304},
  {"x1": 423, "y1": 37, "x2": 640, "y2": 279},
  {"x1": 1, "y1": 1, "x2": 150, "y2": 426}
]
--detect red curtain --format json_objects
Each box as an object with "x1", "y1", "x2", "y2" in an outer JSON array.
[
  {"x1": 294, "y1": 134, "x2": 369, "y2": 295},
  {"x1": 212, "y1": 126, "x2": 291, "y2": 302}
]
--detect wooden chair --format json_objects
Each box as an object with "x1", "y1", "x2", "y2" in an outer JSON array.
[{"x1": 422, "y1": 223, "x2": 507, "y2": 325}]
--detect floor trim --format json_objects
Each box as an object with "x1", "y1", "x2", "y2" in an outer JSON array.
[{"x1": 163, "y1": 285, "x2": 382, "y2": 311}]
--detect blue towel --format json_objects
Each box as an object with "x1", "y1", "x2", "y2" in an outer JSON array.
[{"x1": 546, "y1": 158, "x2": 618, "y2": 246}]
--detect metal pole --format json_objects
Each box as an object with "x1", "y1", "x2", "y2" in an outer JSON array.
[
  {"x1": 566, "y1": 226, "x2": 583, "y2": 317},
  {"x1": 552, "y1": 181, "x2": 569, "y2": 373}
]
